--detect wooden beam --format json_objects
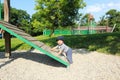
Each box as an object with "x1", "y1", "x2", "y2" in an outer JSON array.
[
  {"x1": 4, "y1": 0, "x2": 11, "y2": 58},
  {"x1": 4, "y1": 0, "x2": 10, "y2": 22}
]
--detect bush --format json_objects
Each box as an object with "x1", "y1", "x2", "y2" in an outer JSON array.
[
  {"x1": 64, "y1": 32, "x2": 120, "y2": 54},
  {"x1": 0, "y1": 32, "x2": 119, "y2": 55}
]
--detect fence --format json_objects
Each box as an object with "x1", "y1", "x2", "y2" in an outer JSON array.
[
  {"x1": 43, "y1": 29, "x2": 96, "y2": 36},
  {"x1": 43, "y1": 29, "x2": 72, "y2": 35}
]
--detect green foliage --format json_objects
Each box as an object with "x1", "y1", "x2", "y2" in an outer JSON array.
[
  {"x1": 106, "y1": 9, "x2": 120, "y2": 32},
  {"x1": 31, "y1": 0, "x2": 86, "y2": 36},
  {"x1": 1, "y1": 4, "x2": 31, "y2": 34},
  {"x1": 0, "y1": 39, "x2": 4, "y2": 51},
  {"x1": 80, "y1": 13, "x2": 95, "y2": 26},
  {"x1": 98, "y1": 15, "x2": 106, "y2": 26},
  {"x1": 0, "y1": 33, "x2": 120, "y2": 55},
  {"x1": 10, "y1": 8, "x2": 31, "y2": 34},
  {"x1": 98, "y1": 9, "x2": 120, "y2": 32},
  {"x1": 39, "y1": 33, "x2": 120, "y2": 54},
  {"x1": 1, "y1": 3, "x2": 4, "y2": 20},
  {"x1": 0, "y1": 38, "x2": 32, "y2": 51},
  {"x1": 80, "y1": 13, "x2": 89, "y2": 26}
]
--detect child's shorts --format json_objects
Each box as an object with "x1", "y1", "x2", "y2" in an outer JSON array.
[{"x1": 66, "y1": 48, "x2": 73, "y2": 64}]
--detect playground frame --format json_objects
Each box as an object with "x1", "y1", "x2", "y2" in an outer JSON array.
[{"x1": 0, "y1": 0, "x2": 69, "y2": 67}]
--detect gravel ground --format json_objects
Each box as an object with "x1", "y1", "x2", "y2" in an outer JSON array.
[{"x1": 0, "y1": 49, "x2": 120, "y2": 80}]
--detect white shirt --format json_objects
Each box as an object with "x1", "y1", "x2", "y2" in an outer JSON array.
[{"x1": 56, "y1": 43, "x2": 69, "y2": 53}]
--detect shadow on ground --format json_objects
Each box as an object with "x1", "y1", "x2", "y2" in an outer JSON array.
[
  {"x1": 72, "y1": 48, "x2": 91, "y2": 54},
  {"x1": 0, "y1": 51, "x2": 65, "y2": 68}
]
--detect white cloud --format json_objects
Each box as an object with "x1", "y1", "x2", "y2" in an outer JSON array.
[
  {"x1": 80, "y1": 1, "x2": 120, "y2": 21},
  {"x1": 107, "y1": 2, "x2": 114, "y2": 7},
  {"x1": 86, "y1": 2, "x2": 120, "y2": 13},
  {"x1": 86, "y1": 4, "x2": 105, "y2": 13},
  {"x1": 86, "y1": 5, "x2": 101, "y2": 13},
  {"x1": 107, "y1": 2, "x2": 120, "y2": 9}
]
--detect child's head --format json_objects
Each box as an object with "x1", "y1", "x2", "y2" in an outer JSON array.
[{"x1": 56, "y1": 36, "x2": 64, "y2": 45}]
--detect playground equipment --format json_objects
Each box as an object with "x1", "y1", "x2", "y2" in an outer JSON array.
[
  {"x1": 0, "y1": 20, "x2": 69, "y2": 67},
  {"x1": 0, "y1": 0, "x2": 69, "y2": 67},
  {"x1": 111, "y1": 24, "x2": 116, "y2": 32},
  {"x1": 88, "y1": 14, "x2": 96, "y2": 34},
  {"x1": 43, "y1": 14, "x2": 97, "y2": 36}
]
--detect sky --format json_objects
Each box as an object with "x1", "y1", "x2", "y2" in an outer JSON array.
[
  {"x1": 1, "y1": 0, "x2": 120, "y2": 22},
  {"x1": 81, "y1": 0, "x2": 120, "y2": 21}
]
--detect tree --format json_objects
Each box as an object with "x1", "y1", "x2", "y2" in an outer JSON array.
[
  {"x1": 80, "y1": 13, "x2": 95, "y2": 26},
  {"x1": 1, "y1": 3, "x2": 31, "y2": 34},
  {"x1": 31, "y1": 12, "x2": 44, "y2": 35},
  {"x1": 32, "y1": 0, "x2": 86, "y2": 36},
  {"x1": 106, "y1": 9, "x2": 120, "y2": 32},
  {"x1": 80, "y1": 13, "x2": 89, "y2": 26},
  {"x1": 10, "y1": 8, "x2": 31, "y2": 34},
  {"x1": 98, "y1": 15, "x2": 107, "y2": 26},
  {"x1": 98, "y1": 9, "x2": 120, "y2": 32},
  {"x1": 1, "y1": 3, "x2": 4, "y2": 20}
]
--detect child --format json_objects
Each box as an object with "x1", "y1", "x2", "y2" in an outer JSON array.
[{"x1": 51, "y1": 36, "x2": 73, "y2": 64}]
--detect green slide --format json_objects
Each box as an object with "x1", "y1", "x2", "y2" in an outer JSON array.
[{"x1": 0, "y1": 20, "x2": 69, "y2": 67}]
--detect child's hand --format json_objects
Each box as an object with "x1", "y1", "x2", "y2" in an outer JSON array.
[
  {"x1": 58, "y1": 50, "x2": 62, "y2": 55},
  {"x1": 51, "y1": 48, "x2": 54, "y2": 51}
]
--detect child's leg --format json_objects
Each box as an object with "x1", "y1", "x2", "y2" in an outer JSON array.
[
  {"x1": 62, "y1": 52, "x2": 67, "y2": 58},
  {"x1": 66, "y1": 48, "x2": 73, "y2": 64}
]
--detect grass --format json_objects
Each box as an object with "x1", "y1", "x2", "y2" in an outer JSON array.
[
  {"x1": 0, "y1": 32, "x2": 120, "y2": 55},
  {"x1": 0, "y1": 38, "x2": 32, "y2": 51}
]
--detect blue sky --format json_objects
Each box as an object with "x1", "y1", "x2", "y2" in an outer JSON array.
[
  {"x1": 1, "y1": 0, "x2": 36, "y2": 16},
  {"x1": 1, "y1": 0, "x2": 120, "y2": 22},
  {"x1": 82, "y1": 0, "x2": 120, "y2": 21}
]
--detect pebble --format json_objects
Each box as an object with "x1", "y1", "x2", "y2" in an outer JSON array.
[{"x1": 0, "y1": 49, "x2": 120, "y2": 80}]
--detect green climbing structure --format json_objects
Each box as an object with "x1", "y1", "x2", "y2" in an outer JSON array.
[{"x1": 0, "y1": 20, "x2": 69, "y2": 67}]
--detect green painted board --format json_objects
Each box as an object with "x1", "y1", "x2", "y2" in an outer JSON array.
[{"x1": 0, "y1": 23, "x2": 69, "y2": 67}]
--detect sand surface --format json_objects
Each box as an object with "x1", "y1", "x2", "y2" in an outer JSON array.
[{"x1": 0, "y1": 49, "x2": 120, "y2": 80}]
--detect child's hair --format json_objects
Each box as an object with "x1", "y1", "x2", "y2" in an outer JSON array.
[{"x1": 56, "y1": 36, "x2": 64, "y2": 41}]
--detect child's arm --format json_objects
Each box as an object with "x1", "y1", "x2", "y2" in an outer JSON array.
[
  {"x1": 51, "y1": 46, "x2": 58, "y2": 51},
  {"x1": 58, "y1": 50, "x2": 63, "y2": 55}
]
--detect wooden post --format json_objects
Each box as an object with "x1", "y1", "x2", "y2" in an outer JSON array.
[{"x1": 4, "y1": 0, "x2": 11, "y2": 58}]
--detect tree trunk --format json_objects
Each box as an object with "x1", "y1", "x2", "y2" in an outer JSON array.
[{"x1": 49, "y1": 28, "x2": 55, "y2": 37}]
